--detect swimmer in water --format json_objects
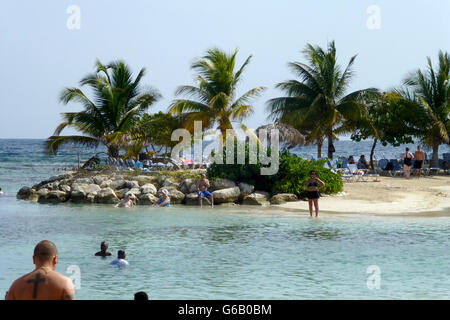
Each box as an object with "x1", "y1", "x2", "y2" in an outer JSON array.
[
  {"x1": 154, "y1": 189, "x2": 171, "y2": 207},
  {"x1": 0, "y1": 187, "x2": 3, "y2": 195},
  {"x1": 94, "y1": 241, "x2": 112, "y2": 257},
  {"x1": 110, "y1": 250, "x2": 129, "y2": 267},
  {"x1": 115, "y1": 194, "x2": 134, "y2": 208}
]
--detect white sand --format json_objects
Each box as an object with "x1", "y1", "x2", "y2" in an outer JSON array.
[{"x1": 276, "y1": 176, "x2": 450, "y2": 215}]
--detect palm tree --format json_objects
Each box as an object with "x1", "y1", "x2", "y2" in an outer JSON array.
[
  {"x1": 398, "y1": 51, "x2": 450, "y2": 167},
  {"x1": 46, "y1": 60, "x2": 161, "y2": 157},
  {"x1": 267, "y1": 41, "x2": 379, "y2": 158},
  {"x1": 168, "y1": 48, "x2": 265, "y2": 138}
]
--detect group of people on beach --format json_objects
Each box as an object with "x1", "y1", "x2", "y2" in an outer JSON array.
[{"x1": 115, "y1": 173, "x2": 214, "y2": 209}]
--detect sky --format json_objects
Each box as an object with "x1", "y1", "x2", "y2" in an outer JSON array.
[{"x1": 0, "y1": 0, "x2": 448, "y2": 139}]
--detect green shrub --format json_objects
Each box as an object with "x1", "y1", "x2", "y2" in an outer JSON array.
[
  {"x1": 272, "y1": 151, "x2": 343, "y2": 197},
  {"x1": 207, "y1": 145, "x2": 343, "y2": 196}
]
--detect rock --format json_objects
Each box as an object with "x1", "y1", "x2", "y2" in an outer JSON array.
[
  {"x1": 243, "y1": 191, "x2": 270, "y2": 206},
  {"x1": 37, "y1": 188, "x2": 49, "y2": 198},
  {"x1": 238, "y1": 182, "x2": 254, "y2": 197},
  {"x1": 211, "y1": 178, "x2": 236, "y2": 191},
  {"x1": 158, "y1": 187, "x2": 185, "y2": 204},
  {"x1": 162, "y1": 179, "x2": 178, "y2": 188},
  {"x1": 70, "y1": 183, "x2": 89, "y2": 202},
  {"x1": 17, "y1": 186, "x2": 32, "y2": 200},
  {"x1": 109, "y1": 180, "x2": 127, "y2": 190},
  {"x1": 85, "y1": 193, "x2": 97, "y2": 203},
  {"x1": 137, "y1": 193, "x2": 159, "y2": 205},
  {"x1": 179, "y1": 179, "x2": 198, "y2": 194},
  {"x1": 97, "y1": 188, "x2": 119, "y2": 204},
  {"x1": 115, "y1": 188, "x2": 130, "y2": 199},
  {"x1": 212, "y1": 187, "x2": 240, "y2": 204},
  {"x1": 140, "y1": 183, "x2": 157, "y2": 195},
  {"x1": 87, "y1": 184, "x2": 101, "y2": 195},
  {"x1": 125, "y1": 188, "x2": 141, "y2": 197},
  {"x1": 185, "y1": 192, "x2": 200, "y2": 205},
  {"x1": 124, "y1": 180, "x2": 140, "y2": 189},
  {"x1": 73, "y1": 178, "x2": 92, "y2": 185},
  {"x1": 93, "y1": 176, "x2": 107, "y2": 185},
  {"x1": 59, "y1": 184, "x2": 71, "y2": 193},
  {"x1": 39, "y1": 190, "x2": 68, "y2": 203},
  {"x1": 135, "y1": 175, "x2": 157, "y2": 186},
  {"x1": 100, "y1": 179, "x2": 112, "y2": 188},
  {"x1": 269, "y1": 193, "x2": 298, "y2": 204}
]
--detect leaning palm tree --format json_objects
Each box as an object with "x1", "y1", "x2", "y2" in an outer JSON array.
[
  {"x1": 267, "y1": 41, "x2": 379, "y2": 158},
  {"x1": 168, "y1": 48, "x2": 265, "y2": 138},
  {"x1": 397, "y1": 51, "x2": 450, "y2": 168},
  {"x1": 46, "y1": 60, "x2": 161, "y2": 157}
]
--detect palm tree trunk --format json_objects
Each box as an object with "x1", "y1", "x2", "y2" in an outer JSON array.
[
  {"x1": 327, "y1": 131, "x2": 333, "y2": 159},
  {"x1": 108, "y1": 145, "x2": 119, "y2": 158},
  {"x1": 317, "y1": 139, "x2": 322, "y2": 158},
  {"x1": 431, "y1": 142, "x2": 439, "y2": 168},
  {"x1": 370, "y1": 138, "x2": 377, "y2": 170}
]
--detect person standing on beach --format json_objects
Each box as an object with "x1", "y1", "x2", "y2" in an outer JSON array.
[
  {"x1": 304, "y1": 170, "x2": 325, "y2": 217},
  {"x1": 6, "y1": 240, "x2": 75, "y2": 300},
  {"x1": 95, "y1": 241, "x2": 112, "y2": 257},
  {"x1": 401, "y1": 147, "x2": 414, "y2": 179},
  {"x1": 413, "y1": 146, "x2": 425, "y2": 177},
  {"x1": 197, "y1": 173, "x2": 214, "y2": 208}
]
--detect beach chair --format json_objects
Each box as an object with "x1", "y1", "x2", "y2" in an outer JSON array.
[
  {"x1": 389, "y1": 159, "x2": 404, "y2": 176},
  {"x1": 347, "y1": 163, "x2": 368, "y2": 182}
]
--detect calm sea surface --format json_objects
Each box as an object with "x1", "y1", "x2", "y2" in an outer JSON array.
[{"x1": 0, "y1": 139, "x2": 449, "y2": 299}]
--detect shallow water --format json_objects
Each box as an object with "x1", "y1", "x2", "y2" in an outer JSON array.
[
  {"x1": 1, "y1": 197, "x2": 449, "y2": 299},
  {"x1": 0, "y1": 139, "x2": 449, "y2": 299}
]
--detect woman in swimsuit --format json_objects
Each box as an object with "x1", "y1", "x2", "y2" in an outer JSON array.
[
  {"x1": 304, "y1": 170, "x2": 325, "y2": 217},
  {"x1": 154, "y1": 189, "x2": 171, "y2": 207},
  {"x1": 401, "y1": 147, "x2": 414, "y2": 179}
]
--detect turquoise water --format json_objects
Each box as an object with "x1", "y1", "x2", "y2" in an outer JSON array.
[{"x1": 0, "y1": 140, "x2": 449, "y2": 299}]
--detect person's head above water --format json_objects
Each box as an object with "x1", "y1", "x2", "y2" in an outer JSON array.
[
  {"x1": 134, "y1": 291, "x2": 148, "y2": 300},
  {"x1": 33, "y1": 240, "x2": 58, "y2": 268},
  {"x1": 100, "y1": 241, "x2": 108, "y2": 252},
  {"x1": 118, "y1": 249, "x2": 126, "y2": 260}
]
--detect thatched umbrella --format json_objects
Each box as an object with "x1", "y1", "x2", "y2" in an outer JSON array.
[{"x1": 255, "y1": 122, "x2": 306, "y2": 148}]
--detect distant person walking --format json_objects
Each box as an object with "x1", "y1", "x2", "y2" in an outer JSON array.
[
  {"x1": 413, "y1": 146, "x2": 425, "y2": 177},
  {"x1": 6, "y1": 240, "x2": 75, "y2": 300},
  {"x1": 95, "y1": 241, "x2": 112, "y2": 257},
  {"x1": 110, "y1": 250, "x2": 129, "y2": 267},
  {"x1": 304, "y1": 170, "x2": 325, "y2": 217},
  {"x1": 401, "y1": 147, "x2": 414, "y2": 179}
]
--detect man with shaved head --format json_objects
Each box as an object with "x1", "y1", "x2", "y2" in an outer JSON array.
[{"x1": 6, "y1": 240, "x2": 75, "y2": 300}]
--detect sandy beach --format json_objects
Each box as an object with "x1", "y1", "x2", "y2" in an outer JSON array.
[{"x1": 277, "y1": 176, "x2": 450, "y2": 215}]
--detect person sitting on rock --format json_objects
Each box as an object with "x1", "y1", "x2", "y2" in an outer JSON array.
[
  {"x1": 196, "y1": 173, "x2": 214, "y2": 208},
  {"x1": 94, "y1": 241, "x2": 112, "y2": 257},
  {"x1": 154, "y1": 189, "x2": 171, "y2": 207},
  {"x1": 115, "y1": 194, "x2": 134, "y2": 208}
]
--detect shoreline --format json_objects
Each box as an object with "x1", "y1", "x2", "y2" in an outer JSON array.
[{"x1": 276, "y1": 176, "x2": 450, "y2": 215}]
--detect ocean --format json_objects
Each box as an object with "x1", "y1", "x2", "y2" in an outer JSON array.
[{"x1": 0, "y1": 139, "x2": 449, "y2": 299}]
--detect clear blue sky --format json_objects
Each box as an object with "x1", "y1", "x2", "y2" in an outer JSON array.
[{"x1": 0, "y1": 0, "x2": 448, "y2": 138}]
